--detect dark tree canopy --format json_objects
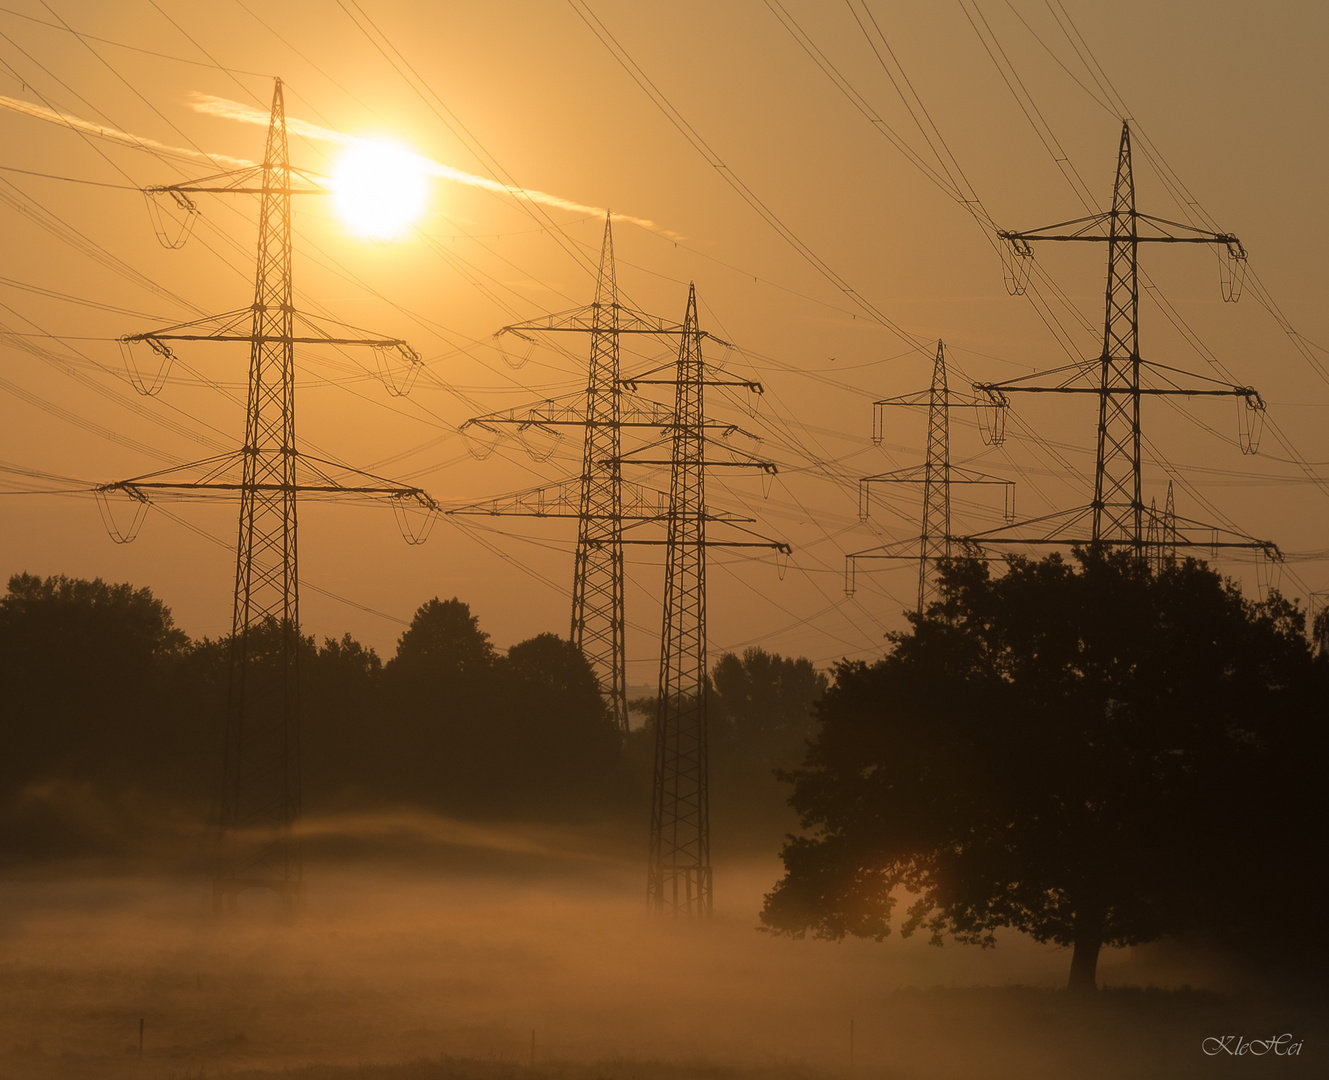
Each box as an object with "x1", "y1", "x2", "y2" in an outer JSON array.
[
  {"x1": 389, "y1": 597, "x2": 496, "y2": 684},
  {"x1": 499, "y1": 632, "x2": 621, "y2": 812},
  {"x1": 711, "y1": 647, "x2": 828, "y2": 769},
  {"x1": 0, "y1": 573, "x2": 193, "y2": 797},
  {"x1": 0, "y1": 580, "x2": 633, "y2": 851},
  {"x1": 379, "y1": 599, "x2": 626, "y2": 816},
  {"x1": 760, "y1": 549, "x2": 1321, "y2": 991}
]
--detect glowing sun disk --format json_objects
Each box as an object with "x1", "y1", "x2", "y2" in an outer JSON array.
[{"x1": 333, "y1": 140, "x2": 427, "y2": 239}]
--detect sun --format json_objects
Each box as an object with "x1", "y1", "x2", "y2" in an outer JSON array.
[{"x1": 332, "y1": 140, "x2": 428, "y2": 240}]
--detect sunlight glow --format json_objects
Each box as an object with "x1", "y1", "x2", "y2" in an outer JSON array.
[{"x1": 332, "y1": 140, "x2": 428, "y2": 240}]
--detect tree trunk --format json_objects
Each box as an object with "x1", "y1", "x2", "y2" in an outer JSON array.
[{"x1": 1067, "y1": 907, "x2": 1105, "y2": 993}]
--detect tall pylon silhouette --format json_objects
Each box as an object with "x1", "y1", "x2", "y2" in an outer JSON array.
[
  {"x1": 626, "y1": 284, "x2": 789, "y2": 917},
  {"x1": 650, "y1": 284, "x2": 710, "y2": 917},
  {"x1": 847, "y1": 341, "x2": 1012, "y2": 613},
  {"x1": 967, "y1": 122, "x2": 1276, "y2": 561},
  {"x1": 454, "y1": 217, "x2": 761, "y2": 731},
  {"x1": 96, "y1": 79, "x2": 435, "y2": 912},
  {"x1": 458, "y1": 272, "x2": 786, "y2": 914},
  {"x1": 571, "y1": 222, "x2": 626, "y2": 732}
]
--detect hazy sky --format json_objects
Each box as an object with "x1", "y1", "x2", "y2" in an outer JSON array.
[{"x1": 2, "y1": 0, "x2": 1326, "y2": 683}]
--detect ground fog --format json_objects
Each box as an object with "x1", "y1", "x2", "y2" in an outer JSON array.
[{"x1": 0, "y1": 813, "x2": 1320, "y2": 1080}]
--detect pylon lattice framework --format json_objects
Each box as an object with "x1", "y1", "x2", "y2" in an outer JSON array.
[
  {"x1": 617, "y1": 284, "x2": 789, "y2": 918},
  {"x1": 965, "y1": 121, "x2": 1276, "y2": 560},
  {"x1": 452, "y1": 217, "x2": 762, "y2": 732},
  {"x1": 457, "y1": 254, "x2": 788, "y2": 915},
  {"x1": 96, "y1": 80, "x2": 435, "y2": 912},
  {"x1": 847, "y1": 340, "x2": 1013, "y2": 613}
]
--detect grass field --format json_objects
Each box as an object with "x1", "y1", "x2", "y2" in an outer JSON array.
[{"x1": 2, "y1": 817, "x2": 1320, "y2": 1080}]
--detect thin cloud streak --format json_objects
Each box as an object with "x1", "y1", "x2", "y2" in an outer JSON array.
[
  {"x1": 190, "y1": 93, "x2": 679, "y2": 237},
  {"x1": 0, "y1": 94, "x2": 254, "y2": 169}
]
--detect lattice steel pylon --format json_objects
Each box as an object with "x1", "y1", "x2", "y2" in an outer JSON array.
[
  {"x1": 460, "y1": 279, "x2": 785, "y2": 914},
  {"x1": 454, "y1": 218, "x2": 762, "y2": 731},
  {"x1": 571, "y1": 220, "x2": 625, "y2": 728},
  {"x1": 965, "y1": 121, "x2": 1277, "y2": 561},
  {"x1": 847, "y1": 341, "x2": 1012, "y2": 612},
  {"x1": 651, "y1": 283, "x2": 709, "y2": 916},
  {"x1": 96, "y1": 79, "x2": 433, "y2": 913},
  {"x1": 635, "y1": 284, "x2": 789, "y2": 917},
  {"x1": 223, "y1": 78, "x2": 301, "y2": 912}
]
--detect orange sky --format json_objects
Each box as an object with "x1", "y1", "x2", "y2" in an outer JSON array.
[{"x1": 2, "y1": 0, "x2": 1326, "y2": 683}]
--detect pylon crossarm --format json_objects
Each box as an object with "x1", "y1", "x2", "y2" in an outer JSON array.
[
  {"x1": 293, "y1": 453, "x2": 436, "y2": 496},
  {"x1": 978, "y1": 360, "x2": 1258, "y2": 399},
  {"x1": 950, "y1": 467, "x2": 1013, "y2": 485},
  {"x1": 963, "y1": 535, "x2": 1276, "y2": 553},
  {"x1": 622, "y1": 375, "x2": 759, "y2": 392},
  {"x1": 290, "y1": 311, "x2": 419, "y2": 357},
  {"x1": 447, "y1": 476, "x2": 693, "y2": 520},
  {"x1": 986, "y1": 385, "x2": 1256, "y2": 398},
  {"x1": 101, "y1": 480, "x2": 429, "y2": 496},
  {"x1": 97, "y1": 450, "x2": 439, "y2": 508},
  {"x1": 861, "y1": 466, "x2": 928, "y2": 484},
  {"x1": 874, "y1": 390, "x2": 994, "y2": 408},
  {"x1": 616, "y1": 456, "x2": 777, "y2": 473},
  {"x1": 498, "y1": 304, "x2": 694, "y2": 338},
  {"x1": 144, "y1": 165, "x2": 263, "y2": 194},
  {"x1": 862, "y1": 470, "x2": 1011, "y2": 487},
  {"x1": 121, "y1": 309, "x2": 252, "y2": 343},
  {"x1": 623, "y1": 537, "x2": 789, "y2": 551},
  {"x1": 616, "y1": 511, "x2": 758, "y2": 544},
  {"x1": 461, "y1": 396, "x2": 683, "y2": 430},
  {"x1": 145, "y1": 164, "x2": 328, "y2": 197},
  {"x1": 609, "y1": 429, "x2": 767, "y2": 465},
  {"x1": 94, "y1": 451, "x2": 239, "y2": 488},
  {"x1": 847, "y1": 548, "x2": 916, "y2": 562},
  {"x1": 956, "y1": 504, "x2": 1098, "y2": 545},
  {"x1": 976, "y1": 362, "x2": 1093, "y2": 393},
  {"x1": 955, "y1": 503, "x2": 1276, "y2": 557},
  {"x1": 122, "y1": 309, "x2": 415, "y2": 353},
  {"x1": 1135, "y1": 213, "x2": 1242, "y2": 247},
  {"x1": 1000, "y1": 214, "x2": 1240, "y2": 246}
]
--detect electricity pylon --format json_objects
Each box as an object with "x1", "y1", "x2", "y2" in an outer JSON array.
[
  {"x1": 847, "y1": 340, "x2": 1013, "y2": 613},
  {"x1": 619, "y1": 283, "x2": 789, "y2": 918},
  {"x1": 96, "y1": 79, "x2": 435, "y2": 913},
  {"x1": 453, "y1": 217, "x2": 762, "y2": 731},
  {"x1": 965, "y1": 121, "x2": 1276, "y2": 560},
  {"x1": 1146, "y1": 481, "x2": 1178, "y2": 574}
]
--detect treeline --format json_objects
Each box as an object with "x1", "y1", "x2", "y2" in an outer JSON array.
[{"x1": 0, "y1": 573, "x2": 823, "y2": 853}]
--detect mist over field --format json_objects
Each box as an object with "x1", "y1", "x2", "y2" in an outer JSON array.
[
  {"x1": 3, "y1": 802, "x2": 1324, "y2": 1080},
  {"x1": 3, "y1": 563, "x2": 1327, "y2": 1079}
]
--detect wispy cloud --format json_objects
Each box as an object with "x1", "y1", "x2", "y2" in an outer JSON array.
[
  {"x1": 189, "y1": 93, "x2": 678, "y2": 237},
  {"x1": 0, "y1": 93, "x2": 253, "y2": 169},
  {"x1": 0, "y1": 90, "x2": 677, "y2": 237}
]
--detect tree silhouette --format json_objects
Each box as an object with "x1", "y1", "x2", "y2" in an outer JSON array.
[
  {"x1": 711, "y1": 647, "x2": 827, "y2": 770},
  {"x1": 500, "y1": 632, "x2": 621, "y2": 814},
  {"x1": 379, "y1": 597, "x2": 499, "y2": 808},
  {"x1": 379, "y1": 601, "x2": 625, "y2": 816},
  {"x1": 0, "y1": 573, "x2": 193, "y2": 797},
  {"x1": 760, "y1": 548, "x2": 1317, "y2": 991},
  {"x1": 707, "y1": 647, "x2": 827, "y2": 848}
]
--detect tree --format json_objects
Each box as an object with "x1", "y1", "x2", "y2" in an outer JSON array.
[
  {"x1": 302, "y1": 633, "x2": 383, "y2": 808},
  {"x1": 0, "y1": 573, "x2": 194, "y2": 796},
  {"x1": 380, "y1": 597, "x2": 499, "y2": 808},
  {"x1": 499, "y1": 632, "x2": 622, "y2": 814},
  {"x1": 710, "y1": 647, "x2": 827, "y2": 769},
  {"x1": 760, "y1": 549, "x2": 1318, "y2": 991},
  {"x1": 708, "y1": 648, "x2": 828, "y2": 848},
  {"x1": 388, "y1": 597, "x2": 495, "y2": 685}
]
